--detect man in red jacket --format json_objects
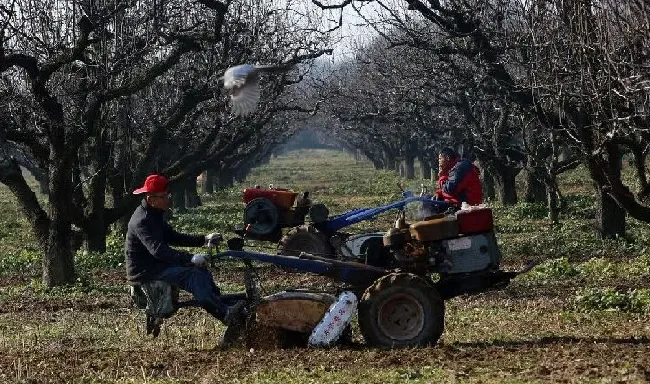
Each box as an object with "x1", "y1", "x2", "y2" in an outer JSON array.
[{"x1": 435, "y1": 148, "x2": 483, "y2": 206}]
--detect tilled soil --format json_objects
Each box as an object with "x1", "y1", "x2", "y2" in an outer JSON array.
[
  {"x1": 2, "y1": 268, "x2": 650, "y2": 383},
  {"x1": 2, "y1": 336, "x2": 650, "y2": 383}
]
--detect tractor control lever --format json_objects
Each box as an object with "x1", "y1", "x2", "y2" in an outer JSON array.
[
  {"x1": 240, "y1": 224, "x2": 260, "y2": 302},
  {"x1": 207, "y1": 235, "x2": 221, "y2": 267},
  {"x1": 397, "y1": 183, "x2": 415, "y2": 199},
  {"x1": 243, "y1": 224, "x2": 253, "y2": 241}
]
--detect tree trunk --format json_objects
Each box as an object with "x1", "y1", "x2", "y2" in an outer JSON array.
[
  {"x1": 114, "y1": 214, "x2": 130, "y2": 236},
  {"x1": 430, "y1": 158, "x2": 439, "y2": 183},
  {"x1": 85, "y1": 225, "x2": 108, "y2": 253},
  {"x1": 597, "y1": 185, "x2": 626, "y2": 239},
  {"x1": 0, "y1": 158, "x2": 49, "y2": 243},
  {"x1": 84, "y1": 146, "x2": 110, "y2": 253},
  {"x1": 84, "y1": 149, "x2": 108, "y2": 250},
  {"x1": 494, "y1": 167, "x2": 518, "y2": 205},
  {"x1": 110, "y1": 97, "x2": 135, "y2": 237},
  {"x1": 632, "y1": 148, "x2": 650, "y2": 200},
  {"x1": 233, "y1": 166, "x2": 249, "y2": 183},
  {"x1": 596, "y1": 145, "x2": 626, "y2": 239},
  {"x1": 384, "y1": 151, "x2": 397, "y2": 171},
  {"x1": 216, "y1": 168, "x2": 233, "y2": 190},
  {"x1": 28, "y1": 168, "x2": 48, "y2": 194},
  {"x1": 43, "y1": 154, "x2": 76, "y2": 287},
  {"x1": 39, "y1": 181, "x2": 48, "y2": 194},
  {"x1": 23, "y1": 168, "x2": 48, "y2": 194},
  {"x1": 109, "y1": 174, "x2": 134, "y2": 236},
  {"x1": 402, "y1": 156, "x2": 415, "y2": 179},
  {"x1": 186, "y1": 177, "x2": 201, "y2": 208},
  {"x1": 420, "y1": 159, "x2": 431, "y2": 181},
  {"x1": 546, "y1": 178, "x2": 559, "y2": 223},
  {"x1": 172, "y1": 182, "x2": 187, "y2": 213},
  {"x1": 482, "y1": 168, "x2": 496, "y2": 201},
  {"x1": 524, "y1": 168, "x2": 546, "y2": 203},
  {"x1": 202, "y1": 169, "x2": 215, "y2": 194}
]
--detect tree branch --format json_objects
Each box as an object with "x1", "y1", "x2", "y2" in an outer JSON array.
[
  {"x1": 195, "y1": 0, "x2": 228, "y2": 13},
  {"x1": 133, "y1": 84, "x2": 215, "y2": 183},
  {"x1": 552, "y1": 157, "x2": 581, "y2": 175},
  {"x1": 101, "y1": 43, "x2": 201, "y2": 102},
  {"x1": 310, "y1": 0, "x2": 353, "y2": 10},
  {"x1": 0, "y1": 156, "x2": 49, "y2": 243}
]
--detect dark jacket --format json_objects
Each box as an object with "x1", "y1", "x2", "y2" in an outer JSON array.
[
  {"x1": 436, "y1": 158, "x2": 483, "y2": 206},
  {"x1": 125, "y1": 201, "x2": 205, "y2": 283}
]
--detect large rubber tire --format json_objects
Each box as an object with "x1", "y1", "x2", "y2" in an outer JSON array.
[
  {"x1": 244, "y1": 198, "x2": 279, "y2": 236},
  {"x1": 358, "y1": 273, "x2": 444, "y2": 348},
  {"x1": 361, "y1": 236, "x2": 393, "y2": 268},
  {"x1": 277, "y1": 225, "x2": 334, "y2": 258}
]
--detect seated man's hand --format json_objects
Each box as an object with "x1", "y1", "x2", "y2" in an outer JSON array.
[
  {"x1": 437, "y1": 175, "x2": 449, "y2": 189},
  {"x1": 205, "y1": 232, "x2": 223, "y2": 247},
  {"x1": 191, "y1": 254, "x2": 209, "y2": 268}
]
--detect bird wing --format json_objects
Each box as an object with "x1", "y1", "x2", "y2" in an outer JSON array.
[
  {"x1": 254, "y1": 64, "x2": 293, "y2": 73},
  {"x1": 230, "y1": 74, "x2": 260, "y2": 116},
  {"x1": 221, "y1": 63, "x2": 292, "y2": 116},
  {"x1": 223, "y1": 64, "x2": 256, "y2": 89}
]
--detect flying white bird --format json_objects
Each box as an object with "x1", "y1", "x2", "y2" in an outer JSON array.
[{"x1": 220, "y1": 64, "x2": 292, "y2": 116}]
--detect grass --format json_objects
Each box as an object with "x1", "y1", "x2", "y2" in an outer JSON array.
[{"x1": 1, "y1": 149, "x2": 650, "y2": 383}]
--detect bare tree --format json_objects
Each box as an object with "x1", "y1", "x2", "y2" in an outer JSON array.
[{"x1": 0, "y1": 0, "x2": 336, "y2": 286}]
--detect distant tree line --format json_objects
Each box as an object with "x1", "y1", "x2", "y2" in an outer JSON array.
[
  {"x1": 311, "y1": 0, "x2": 649, "y2": 240},
  {"x1": 275, "y1": 128, "x2": 341, "y2": 153}
]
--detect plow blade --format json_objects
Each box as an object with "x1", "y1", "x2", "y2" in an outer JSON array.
[{"x1": 255, "y1": 291, "x2": 336, "y2": 333}]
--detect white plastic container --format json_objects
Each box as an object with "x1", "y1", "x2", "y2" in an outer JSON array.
[
  {"x1": 308, "y1": 291, "x2": 358, "y2": 346},
  {"x1": 461, "y1": 202, "x2": 488, "y2": 211}
]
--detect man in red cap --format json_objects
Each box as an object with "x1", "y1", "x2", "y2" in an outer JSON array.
[{"x1": 125, "y1": 174, "x2": 244, "y2": 325}]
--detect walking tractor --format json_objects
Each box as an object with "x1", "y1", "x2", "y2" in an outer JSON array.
[
  {"x1": 130, "y1": 193, "x2": 533, "y2": 348},
  {"x1": 240, "y1": 184, "x2": 458, "y2": 266}
]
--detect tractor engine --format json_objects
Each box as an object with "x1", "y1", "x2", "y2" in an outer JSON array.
[{"x1": 383, "y1": 207, "x2": 500, "y2": 275}]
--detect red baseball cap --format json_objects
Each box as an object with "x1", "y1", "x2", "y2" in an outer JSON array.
[{"x1": 133, "y1": 174, "x2": 168, "y2": 195}]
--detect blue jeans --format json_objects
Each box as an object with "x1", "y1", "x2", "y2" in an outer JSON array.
[{"x1": 154, "y1": 266, "x2": 228, "y2": 319}]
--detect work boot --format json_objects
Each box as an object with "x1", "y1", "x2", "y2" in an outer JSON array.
[
  {"x1": 223, "y1": 300, "x2": 247, "y2": 326},
  {"x1": 219, "y1": 300, "x2": 248, "y2": 349}
]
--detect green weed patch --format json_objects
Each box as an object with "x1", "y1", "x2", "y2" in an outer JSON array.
[{"x1": 574, "y1": 287, "x2": 650, "y2": 314}]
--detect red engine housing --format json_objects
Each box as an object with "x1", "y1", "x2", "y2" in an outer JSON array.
[
  {"x1": 455, "y1": 207, "x2": 494, "y2": 235},
  {"x1": 243, "y1": 187, "x2": 297, "y2": 210}
]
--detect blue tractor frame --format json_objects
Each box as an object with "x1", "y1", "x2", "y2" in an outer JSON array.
[{"x1": 315, "y1": 191, "x2": 453, "y2": 236}]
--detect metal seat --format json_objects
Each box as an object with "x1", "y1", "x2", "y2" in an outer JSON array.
[{"x1": 129, "y1": 280, "x2": 180, "y2": 338}]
